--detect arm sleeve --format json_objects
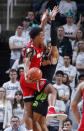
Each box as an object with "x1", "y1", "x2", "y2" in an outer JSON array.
[{"x1": 51, "y1": 20, "x2": 57, "y2": 46}]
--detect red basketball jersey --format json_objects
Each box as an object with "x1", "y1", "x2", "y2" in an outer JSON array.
[{"x1": 24, "y1": 41, "x2": 43, "y2": 69}]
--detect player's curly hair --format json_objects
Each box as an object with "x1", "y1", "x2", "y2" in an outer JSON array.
[{"x1": 29, "y1": 27, "x2": 42, "y2": 39}]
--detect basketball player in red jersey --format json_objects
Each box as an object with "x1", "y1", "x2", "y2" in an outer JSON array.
[
  {"x1": 20, "y1": 7, "x2": 59, "y2": 131},
  {"x1": 71, "y1": 81, "x2": 84, "y2": 131}
]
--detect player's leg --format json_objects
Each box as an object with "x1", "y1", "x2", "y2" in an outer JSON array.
[
  {"x1": 24, "y1": 102, "x2": 33, "y2": 130},
  {"x1": 33, "y1": 112, "x2": 42, "y2": 131},
  {"x1": 39, "y1": 116, "x2": 48, "y2": 131},
  {"x1": 42, "y1": 82, "x2": 57, "y2": 117},
  {"x1": 33, "y1": 112, "x2": 48, "y2": 131},
  {"x1": 37, "y1": 80, "x2": 57, "y2": 118},
  {"x1": 20, "y1": 74, "x2": 35, "y2": 131},
  {"x1": 43, "y1": 83, "x2": 57, "y2": 107},
  {"x1": 32, "y1": 92, "x2": 49, "y2": 131}
]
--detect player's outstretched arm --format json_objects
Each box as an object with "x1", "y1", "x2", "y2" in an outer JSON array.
[{"x1": 50, "y1": 6, "x2": 59, "y2": 63}]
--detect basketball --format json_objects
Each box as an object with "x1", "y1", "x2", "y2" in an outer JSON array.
[{"x1": 27, "y1": 67, "x2": 42, "y2": 81}]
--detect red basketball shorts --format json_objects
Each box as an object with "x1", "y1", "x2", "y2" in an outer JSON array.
[{"x1": 20, "y1": 74, "x2": 47, "y2": 102}]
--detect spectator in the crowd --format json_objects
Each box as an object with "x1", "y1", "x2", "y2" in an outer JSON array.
[
  {"x1": 63, "y1": 10, "x2": 77, "y2": 40},
  {"x1": 17, "y1": 67, "x2": 24, "y2": 81},
  {"x1": 62, "y1": 118, "x2": 74, "y2": 131},
  {"x1": 57, "y1": 55, "x2": 77, "y2": 90},
  {"x1": 63, "y1": 73, "x2": 70, "y2": 87},
  {"x1": 11, "y1": 48, "x2": 25, "y2": 71},
  {"x1": 22, "y1": 17, "x2": 31, "y2": 44},
  {"x1": 9, "y1": 25, "x2": 27, "y2": 68},
  {"x1": 76, "y1": 40, "x2": 84, "y2": 75},
  {"x1": 54, "y1": 26, "x2": 72, "y2": 72},
  {"x1": 63, "y1": 73, "x2": 72, "y2": 98},
  {"x1": 27, "y1": 10, "x2": 35, "y2": 21},
  {"x1": 77, "y1": 13, "x2": 84, "y2": 32},
  {"x1": 27, "y1": 10, "x2": 39, "y2": 28},
  {"x1": 12, "y1": 91, "x2": 24, "y2": 127},
  {"x1": 53, "y1": 70, "x2": 70, "y2": 112},
  {"x1": 4, "y1": 116, "x2": 27, "y2": 131},
  {"x1": 62, "y1": 73, "x2": 72, "y2": 116},
  {"x1": 3, "y1": 69, "x2": 21, "y2": 103},
  {"x1": 0, "y1": 87, "x2": 12, "y2": 130},
  {"x1": 59, "y1": 0, "x2": 77, "y2": 16},
  {"x1": 72, "y1": 28, "x2": 84, "y2": 65},
  {"x1": 57, "y1": 26, "x2": 72, "y2": 57}
]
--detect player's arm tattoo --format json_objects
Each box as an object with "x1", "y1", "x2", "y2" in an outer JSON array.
[
  {"x1": 25, "y1": 47, "x2": 35, "y2": 61},
  {"x1": 24, "y1": 47, "x2": 35, "y2": 80}
]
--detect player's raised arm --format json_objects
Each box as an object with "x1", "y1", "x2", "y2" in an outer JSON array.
[
  {"x1": 50, "y1": 6, "x2": 59, "y2": 64},
  {"x1": 40, "y1": 10, "x2": 48, "y2": 32}
]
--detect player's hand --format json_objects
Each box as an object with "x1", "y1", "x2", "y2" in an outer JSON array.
[
  {"x1": 50, "y1": 6, "x2": 59, "y2": 20},
  {"x1": 41, "y1": 10, "x2": 48, "y2": 23}
]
